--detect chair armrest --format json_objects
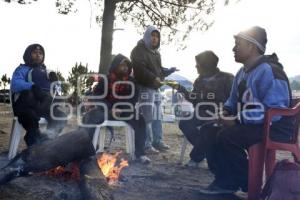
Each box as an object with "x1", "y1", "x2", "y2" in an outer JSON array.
[{"x1": 263, "y1": 102, "x2": 300, "y2": 143}]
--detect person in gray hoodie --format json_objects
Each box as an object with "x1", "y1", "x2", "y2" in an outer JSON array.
[{"x1": 131, "y1": 26, "x2": 177, "y2": 153}]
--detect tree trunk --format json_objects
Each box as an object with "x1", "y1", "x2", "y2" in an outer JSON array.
[
  {"x1": 99, "y1": 0, "x2": 116, "y2": 74},
  {"x1": 79, "y1": 156, "x2": 113, "y2": 200}
]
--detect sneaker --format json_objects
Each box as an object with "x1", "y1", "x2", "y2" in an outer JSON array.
[
  {"x1": 145, "y1": 146, "x2": 160, "y2": 154},
  {"x1": 198, "y1": 181, "x2": 237, "y2": 195},
  {"x1": 152, "y1": 142, "x2": 170, "y2": 151},
  {"x1": 137, "y1": 155, "x2": 151, "y2": 164},
  {"x1": 185, "y1": 159, "x2": 200, "y2": 168}
]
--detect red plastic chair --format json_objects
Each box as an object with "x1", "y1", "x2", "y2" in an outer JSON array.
[{"x1": 248, "y1": 99, "x2": 300, "y2": 200}]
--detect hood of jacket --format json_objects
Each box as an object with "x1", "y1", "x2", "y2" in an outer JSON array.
[
  {"x1": 143, "y1": 25, "x2": 160, "y2": 50},
  {"x1": 109, "y1": 53, "x2": 132, "y2": 75},
  {"x1": 23, "y1": 43, "x2": 45, "y2": 68}
]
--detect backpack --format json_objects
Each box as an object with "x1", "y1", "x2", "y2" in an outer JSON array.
[{"x1": 261, "y1": 159, "x2": 300, "y2": 200}]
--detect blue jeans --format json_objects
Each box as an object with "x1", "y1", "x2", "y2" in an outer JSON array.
[
  {"x1": 145, "y1": 118, "x2": 163, "y2": 148},
  {"x1": 138, "y1": 86, "x2": 164, "y2": 148}
]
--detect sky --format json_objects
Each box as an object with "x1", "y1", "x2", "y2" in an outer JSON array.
[{"x1": 0, "y1": 0, "x2": 299, "y2": 83}]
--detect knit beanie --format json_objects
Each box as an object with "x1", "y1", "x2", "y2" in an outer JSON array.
[{"x1": 234, "y1": 26, "x2": 268, "y2": 53}]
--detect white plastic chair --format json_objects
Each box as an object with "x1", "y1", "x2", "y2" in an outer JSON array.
[
  {"x1": 8, "y1": 117, "x2": 48, "y2": 160},
  {"x1": 92, "y1": 120, "x2": 135, "y2": 160}
]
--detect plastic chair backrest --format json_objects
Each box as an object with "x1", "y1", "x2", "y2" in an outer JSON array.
[
  {"x1": 291, "y1": 99, "x2": 300, "y2": 144},
  {"x1": 9, "y1": 87, "x2": 16, "y2": 116}
]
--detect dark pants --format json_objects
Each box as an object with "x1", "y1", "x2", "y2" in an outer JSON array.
[
  {"x1": 179, "y1": 116, "x2": 214, "y2": 162},
  {"x1": 200, "y1": 124, "x2": 263, "y2": 191},
  {"x1": 82, "y1": 107, "x2": 146, "y2": 157},
  {"x1": 13, "y1": 90, "x2": 67, "y2": 146}
]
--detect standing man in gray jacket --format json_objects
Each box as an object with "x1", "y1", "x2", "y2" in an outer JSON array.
[{"x1": 131, "y1": 26, "x2": 176, "y2": 153}]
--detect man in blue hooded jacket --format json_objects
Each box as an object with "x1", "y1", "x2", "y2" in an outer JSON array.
[
  {"x1": 131, "y1": 26, "x2": 177, "y2": 153},
  {"x1": 11, "y1": 44, "x2": 66, "y2": 146},
  {"x1": 198, "y1": 26, "x2": 295, "y2": 194}
]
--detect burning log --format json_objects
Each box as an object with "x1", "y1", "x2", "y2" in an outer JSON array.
[
  {"x1": 1, "y1": 130, "x2": 114, "y2": 199},
  {"x1": 21, "y1": 129, "x2": 95, "y2": 172},
  {"x1": 79, "y1": 156, "x2": 113, "y2": 200},
  {"x1": 0, "y1": 129, "x2": 95, "y2": 185}
]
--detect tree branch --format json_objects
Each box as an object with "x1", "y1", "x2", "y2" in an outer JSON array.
[
  {"x1": 138, "y1": 0, "x2": 171, "y2": 28},
  {"x1": 118, "y1": 0, "x2": 138, "y2": 14},
  {"x1": 115, "y1": 0, "x2": 136, "y2": 3},
  {"x1": 158, "y1": 0, "x2": 200, "y2": 9}
]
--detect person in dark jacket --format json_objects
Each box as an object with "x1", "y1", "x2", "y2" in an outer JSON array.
[
  {"x1": 131, "y1": 25, "x2": 177, "y2": 153},
  {"x1": 168, "y1": 50, "x2": 234, "y2": 167},
  {"x1": 198, "y1": 26, "x2": 295, "y2": 194},
  {"x1": 11, "y1": 44, "x2": 67, "y2": 146},
  {"x1": 81, "y1": 54, "x2": 150, "y2": 164}
]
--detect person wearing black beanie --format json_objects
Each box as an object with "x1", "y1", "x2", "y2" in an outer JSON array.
[
  {"x1": 168, "y1": 50, "x2": 234, "y2": 167},
  {"x1": 195, "y1": 50, "x2": 219, "y2": 77}
]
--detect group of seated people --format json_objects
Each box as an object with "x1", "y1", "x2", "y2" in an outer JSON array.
[{"x1": 6, "y1": 25, "x2": 295, "y2": 195}]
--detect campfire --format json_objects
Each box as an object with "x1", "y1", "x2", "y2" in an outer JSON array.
[
  {"x1": 0, "y1": 130, "x2": 115, "y2": 200},
  {"x1": 97, "y1": 151, "x2": 129, "y2": 185},
  {"x1": 41, "y1": 163, "x2": 80, "y2": 181},
  {"x1": 40, "y1": 152, "x2": 129, "y2": 185}
]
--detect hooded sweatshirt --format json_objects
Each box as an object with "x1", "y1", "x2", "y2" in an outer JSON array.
[
  {"x1": 11, "y1": 44, "x2": 53, "y2": 93},
  {"x1": 93, "y1": 54, "x2": 138, "y2": 109},
  {"x1": 130, "y1": 26, "x2": 165, "y2": 89}
]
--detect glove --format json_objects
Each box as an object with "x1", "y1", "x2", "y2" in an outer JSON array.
[
  {"x1": 32, "y1": 85, "x2": 53, "y2": 115},
  {"x1": 169, "y1": 67, "x2": 178, "y2": 72},
  {"x1": 48, "y1": 71, "x2": 58, "y2": 82},
  {"x1": 31, "y1": 84, "x2": 49, "y2": 102},
  {"x1": 163, "y1": 67, "x2": 178, "y2": 77}
]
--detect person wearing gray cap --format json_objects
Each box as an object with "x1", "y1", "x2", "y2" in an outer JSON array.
[{"x1": 198, "y1": 26, "x2": 294, "y2": 194}]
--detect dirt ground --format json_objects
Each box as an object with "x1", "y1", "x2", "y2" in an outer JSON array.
[{"x1": 0, "y1": 103, "x2": 291, "y2": 200}]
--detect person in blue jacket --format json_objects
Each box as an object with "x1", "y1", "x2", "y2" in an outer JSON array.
[
  {"x1": 11, "y1": 44, "x2": 66, "y2": 146},
  {"x1": 198, "y1": 26, "x2": 295, "y2": 194}
]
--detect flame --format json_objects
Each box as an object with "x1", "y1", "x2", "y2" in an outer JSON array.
[{"x1": 97, "y1": 152, "x2": 129, "y2": 184}]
